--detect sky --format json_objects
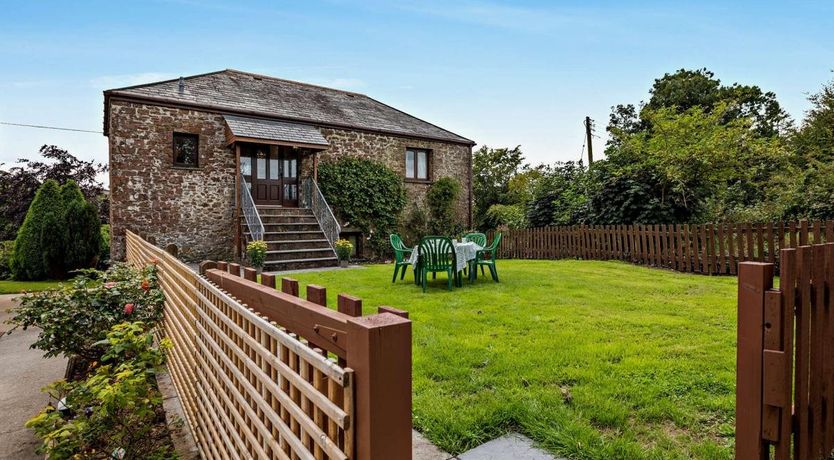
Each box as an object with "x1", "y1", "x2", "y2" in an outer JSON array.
[{"x1": 1, "y1": 0, "x2": 833, "y2": 184}]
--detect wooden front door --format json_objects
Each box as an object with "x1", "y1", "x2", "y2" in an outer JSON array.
[{"x1": 241, "y1": 144, "x2": 300, "y2": 207}]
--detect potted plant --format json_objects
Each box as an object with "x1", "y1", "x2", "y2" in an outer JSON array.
[
  {"x1": 246, "y1": 240, "x2": 268, "y2": 272},
  {"x1": 335, "y1": 239, "x2": 353, "y2": 268}
]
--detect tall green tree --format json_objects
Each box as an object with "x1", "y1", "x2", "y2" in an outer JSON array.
[
  {"x1": 11, "y1": 180, "x2": 66, "y2": 280},
  {"x1": 0, "y1": 145, "x2": 107, "y2": 240},
  {"x1": 472, "y1": 146, "x2": 526, "y2": 229},
  {"x1": 61, "y1": 181, "x2": 103, "y2": 272}
]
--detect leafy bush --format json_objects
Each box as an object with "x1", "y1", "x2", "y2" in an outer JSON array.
[
  {"x1": 10, "y1": 180, "x2": 102, "y2": 280},
  {"x1": 318, "y1": 157, "x2": 406, "y2": 256},
  {"x1": 246, "y1": 240, "x2": 268, "y2": 268},
  {"x1": 6, "y1": 263, "x2": 164, "y2": 360},
  {"x1": 426, "y1": 177, "x2": 462, "y2": 235},
  {"x1": 0, "y1": 240, "x2": 13, "y2": 280},
  {"x1": 100, "y1": 224, "x2": 111, "y2": 267},
  {"x1": 26, "y1": 322, "x2": 177, "y2": 460},
  {"x1": 335, "y1": 239, "x2": 353, "y2": 261},
  {"x1": 61, "y1": 181, "x2": 103, "y2": 272},
  {"x1": 399, "y1": 203, "x2": 429, "y2": 247},
  {"x1": 486, "y1": 204, "x2": 527, "y2": 229},
  {"x1": 11, "y1": 179, "x2": 65, "y2": 280}
]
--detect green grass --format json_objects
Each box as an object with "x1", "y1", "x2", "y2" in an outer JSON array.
[
  {"x1": 0, "y1": 279, "x2": 63, "y2": 294},
  {"x1": 289, "y1": 260, "x2": 739, "y2": 459}
]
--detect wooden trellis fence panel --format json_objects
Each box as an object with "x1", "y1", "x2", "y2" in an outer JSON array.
[
  {"x1": 489, "y1": 220, "x2": 834, "y2": 275},
  {"x1": 125, "y1": 230, "x2": 412, "y2": 459}
]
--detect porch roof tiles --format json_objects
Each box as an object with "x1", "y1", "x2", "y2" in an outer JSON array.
[{"x1": 223, "y1": 115, "x2": 329, "y2": 148}]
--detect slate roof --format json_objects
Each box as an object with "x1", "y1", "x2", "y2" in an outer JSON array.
[
  {"x1": 223, "y1": 115, "x2": 329, "y2": 147},
  {"x1": 104, "y1": 69, "x2": 474, "y2": 145}
]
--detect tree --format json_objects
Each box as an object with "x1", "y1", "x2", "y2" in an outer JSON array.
[
  {"x1": 61, "y1": 181, "x2": 103, "y2": 271},
  {"x1": 472, "y1": 146, "x2": 526, "y2": 229},
  {"x1": 527, "y1": 162, "x2": 589, "y2": 227},
  {"x1": 11, "y1": 180, "x2": 66, "y2": 280},
  {"x1": 426, "y1": 177, "x2": 462, "y2": 235},
  {"x1": 0, "y1": 145, "x2": 107, "y2": 241}
]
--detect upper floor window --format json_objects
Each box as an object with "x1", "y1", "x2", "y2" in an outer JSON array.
[
  {"x1": 173, "y1": 132, "x2": 199, "y2": 167},
  {"x1": 405, "y1": 148, "x2": 430, "y2": 180}
]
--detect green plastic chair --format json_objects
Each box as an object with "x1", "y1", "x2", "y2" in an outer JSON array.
[
  {"x1": 418, "y1": 236, "x2": 460, "y2": 292},
  {"x1": 474, "y1": 233, "x2": 502, "y2": 282},
  {"x1": 463, "y1": 232, "x2": 487, "y2": 247},
  {"x1": 461, "y1": 233, "x2": 487, "y2": 280},
  {"x1": 390, "y1": 234, "x2": 413, "y2": 283}
]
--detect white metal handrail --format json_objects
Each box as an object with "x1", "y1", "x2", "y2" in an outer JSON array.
[
  {"x1": 302, "y1": 178, "x2": 341, "y2": 251},
  {"x1": 240, "y1": 174, "x2": 264, "y2": 242}
]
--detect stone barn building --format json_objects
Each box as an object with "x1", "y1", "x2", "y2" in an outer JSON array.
[{"x1": 103, "y1": 69, "x2": 474, "y2": 270}]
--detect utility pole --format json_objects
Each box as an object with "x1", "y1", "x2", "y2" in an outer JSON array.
[{"x1": 584, "y1": 116, "x2": 594, "y2": 165}]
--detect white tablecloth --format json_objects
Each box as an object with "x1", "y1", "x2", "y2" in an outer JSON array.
[{"x1": 408, "y1": 241, "x2": 482, "y2": 272}]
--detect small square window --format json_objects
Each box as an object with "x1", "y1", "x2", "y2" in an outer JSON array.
[
  {"x1": 173, "y1": 132, "x2": 199, "y2": 167},
  {"x1": 406, "y1": 148, "x2": 430, "y2": 180}
]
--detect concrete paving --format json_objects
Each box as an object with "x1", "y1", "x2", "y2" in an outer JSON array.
[
  {"x1": 0, "y1": 294, "x2": 67, "y2": 460},
  {"x1": 457, "y1": 433, "x2": 560, "y2": 460}
]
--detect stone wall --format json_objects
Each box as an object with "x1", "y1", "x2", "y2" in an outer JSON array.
[
  {"x1": 108, "y1": 100, "x2": 472, "y2": 261},
  {"x1": 108, "y1": 100, "x2": 236, "y2": 262},
  {"x1": 315, "y1": 127, "x2": 472, "y2": 226}
]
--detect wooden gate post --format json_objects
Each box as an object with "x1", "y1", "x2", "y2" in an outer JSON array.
[
  {"x1": 346, "y1": 312, "x2": 412, "y2": 460},
  {"x1": 736, "y1": 262, "x2": 774, "y2": 460}
]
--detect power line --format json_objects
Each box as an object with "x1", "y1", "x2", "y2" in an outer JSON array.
[{"x1": 0, "y1": 121, "x2": 102, "y2": 134}]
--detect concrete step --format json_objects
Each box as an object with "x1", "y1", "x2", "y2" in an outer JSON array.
[
  {"x1": 263, "y1": 257, "x2": 339, "y2": 271},
  {"x1": 266, "y1": 239, "x2": 331, "y2": 251},
  {"x1": 265, "y1": 248, "x2": 336, "y2": 262},
  {"x1": 242, "y1": 215, "x2": 319, "y2": 224},
  {"x1": 246, "y1": 231, "x2": 328, "y2": 241},
  {"x1": 256, "y1": 206, "x2": 313, "y2": 217},
  {"x1": 262, "y1": 222, "x2": 323, "y2": 232}
]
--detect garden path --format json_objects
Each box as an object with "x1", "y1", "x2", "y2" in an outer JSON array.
[{"x1": 0, "y1": 294, "x2": 67, "y2": 460}]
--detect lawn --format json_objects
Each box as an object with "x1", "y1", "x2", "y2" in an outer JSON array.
[
  {"x1": 289, "y1": 259, "x2": 739, "y2": 459},
  {"x1": 0, "y1": 279, "x2": 63, "y2": 294}
]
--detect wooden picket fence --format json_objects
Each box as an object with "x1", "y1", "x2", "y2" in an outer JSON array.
[
  {"x1": 736, "y1": 245, "x2": 834, "y2": 460},
  {"x1": 491, "y1": 220, "x2": 834, "y2": 275},
  {"x1": 125, "y1": 230, "x2": 413, "y2": 460}
]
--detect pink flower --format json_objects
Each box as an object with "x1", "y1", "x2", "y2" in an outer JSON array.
[
  {"x1": 104, "y1": 282, "x2": 116, "y2": 289},
  {"x1": 123, "y1": 303, "x2": 135, "y2": 315}
]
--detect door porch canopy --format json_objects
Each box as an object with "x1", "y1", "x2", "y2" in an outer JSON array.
[{"x1": 223, "y1": 114, "x2": 330, "y2": 150}]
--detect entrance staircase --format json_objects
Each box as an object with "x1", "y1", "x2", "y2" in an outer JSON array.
[{"x1": 243, "y1": 206, "x2": 338, "y2": 271}]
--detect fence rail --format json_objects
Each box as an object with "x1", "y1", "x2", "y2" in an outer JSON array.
[
  {"x1": 490, "y1": 220, "x2": 834, "y2": 275},
  {"x1": 125, "y1": 230, "x2": 412, "y2": 459},
  {"x1": 736, "y1": 246, "x2": 834, "y2": 460}
]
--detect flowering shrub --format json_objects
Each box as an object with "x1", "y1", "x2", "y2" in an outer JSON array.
[
  {"x1": 5, "y1": 263, "x2": 164, "y2": 361},
  {"x1": 335, "y1": 239, "x2": 353, "y2": 261},
  {"x1": 246, "y1": 240, "x2": 268, "y2": 268},
  {"x1": 26, "y1": 322, "x2": 178, "y2": 460}
]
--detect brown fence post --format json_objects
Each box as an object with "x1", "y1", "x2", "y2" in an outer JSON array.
[
  {"x1": 229, "y1": 262, "x2": 241, "y2": 277},
  {"x1": 338, "y1": 294, "x2": 363, "y2": 317},
  {"x1": 260, "y1": 272, "x2": 275, "y2": 289},
  {"x1": 736, "y1": 261, "x2": 774, "y2": 460},
  {"x1": 281, "y1": 277, "x2": 299, "y2": 297},
  {"x1": 307, "y1": 285, "x2": 327, "y2": 306},
  {"x1": 243, "y1": 267, "x2": 257, "y2": 282},
  {"x1": 346, "y1": 313, "x2": 412, "y2": 460}
]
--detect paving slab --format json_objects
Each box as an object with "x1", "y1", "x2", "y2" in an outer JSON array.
[
  {"x1": 0, "y1": 294, "x2": 67, "y2": 460},
  {"x1": 457, "y1": 433, "x2": 560, "y2": 460},
  {"x1": 413, "y1": 429, "x2": 454, "y2": 460}
]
